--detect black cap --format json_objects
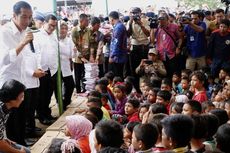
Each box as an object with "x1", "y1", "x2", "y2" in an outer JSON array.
[{"x1": 131, "y1": 7, "x2": 141, "y2": 13}]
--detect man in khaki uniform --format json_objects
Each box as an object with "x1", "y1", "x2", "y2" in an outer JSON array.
[{"x1": 72, "y1": 13, "x2": 92, "y2": 93}]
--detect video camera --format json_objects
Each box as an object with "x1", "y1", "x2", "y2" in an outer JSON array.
[
  {"x1": 133, "y1": 14, "x2": 141, "y2": 21},
  {"x1": 148, "y1": 15, "x2": 158, "y2": 29},
  {"x1": 221, "y1": 0, "x2": 230, "y2": 5}
]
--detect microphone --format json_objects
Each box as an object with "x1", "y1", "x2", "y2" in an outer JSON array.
[
  {"x1": 26, "y1": 27, "x2": 39, "y2": 53},
  {"x1": 30, "y1": 40, "x2": 35, "y2": 53}
]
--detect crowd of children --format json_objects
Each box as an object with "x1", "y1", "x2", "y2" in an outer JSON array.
[{"x1": 47, "y1": 63, "x2": 230, "y2": 153}]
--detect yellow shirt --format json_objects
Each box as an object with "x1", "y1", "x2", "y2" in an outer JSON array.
[{"x1": 101, "y1": 106, "x2": 111, "y2": 120}]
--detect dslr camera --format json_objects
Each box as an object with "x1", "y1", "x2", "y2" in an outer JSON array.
[
  {"x1": 148, "y1": 15, "x2": 158, "y2": 29},
  {"x1": 132, "y1": 14, "x2": 141, "y2": 21}
]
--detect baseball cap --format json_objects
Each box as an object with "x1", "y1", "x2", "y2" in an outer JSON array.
[{"x1": 148, "y1": 48, "x2": 158, "y2": 54}]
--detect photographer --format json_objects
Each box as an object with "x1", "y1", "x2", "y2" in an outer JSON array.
[
  {"x1": 136, "y1": 48, "x2": 166, "y2": 84},
  {"x1": 150, "y1": 12, "x2": 183, "y2": 77},
  {"x1": 181, "y1": 11, "x2": 207, "y2": 71},
  {"x1": 127, "y1": 7, "x2": 150, "y2": 93}
]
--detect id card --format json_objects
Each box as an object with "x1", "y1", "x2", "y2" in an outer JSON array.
[
  {"x1": 162, "y1": 34, "x2": 166, "y2": 41},
  {"x1": 190, "y1": 36, "x2": 195, "y2": 42}
]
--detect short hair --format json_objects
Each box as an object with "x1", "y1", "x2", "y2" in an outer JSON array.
[
  {"x1": 84, "y1": 113, "x2": 99, "y2": 129},
  {"x1": 201, "y1": 101, "x2": 215, "y2": 112},
  {"x1": 190, "y1": 71, "x2": 207, "y2": 84},
  {"x1": 73, "y1": 19, "x2": 78, "y2": 26},
  {"x1": 220, "y1": 19, "x2": 230, "y2": 27},
  {"x1": 185, "y1": 100, "x2": 202, "y2": 114},
  {"x1": 161, "y1": 78, "x2": 172, "y2": 87},
  {"x1": 88, "y1": 107, "x2": 103, "y2": 121},
  {"x1": 13, "y1": 1, "x2": 32, "y2": 15},
  {"x1": 191, "y1": 10, "x2": 201, "y2": 18},
  {"x1": 113, "y1": 77, "x2": 123, "y2": 84},
  {"x1": 157, "y1": 90, "x2": 172, "y2": 101},
  {"x1": 170, "y1": 102, "x2": 184, "y2": 114},
  {"x1": 126, "y1": 98, "x2": 140, "y2": 109},
  {"x1": 191, "y1": 115, "x2": 207, "y2": 139},
  {"x1": 148, "y1": 113, "x2": 168, "y2": 136},
  {"x1": 87, "y1": 97, "x2": 102, "y2": 108},
  {"x1": 95, "y1": 120, "x2": 124, "y2": 148},
  {"x1": 133, "y1": 123, "x2": 158, "y2": 149},
  {"x1": 97, "y1": 77, "x2": 109, "y2": 86},
  {"x1": 88, "y1": 90, "x2": 102, "y2": 99},
  {"x1": 114, "y1": 83, "x2": 126, "y2": 93},
  {"x1": 109, "y1": 11, "x2": 119, "y2": 20},
  {"x1": 125, "y1": 121, "x2": 140, "y2": 133},
  {"x1": 124, "y1": 81, "x2": 133, "y2": 95},
  {"x1": 182, "y1": 69, "x2": 192, "y2": 75},
  {"x1": 161, "y1": 114, "x2": 194, "y2": 148},
  {"x1": 216, "y1": 123, "x2": 230, "y2": 153},
  {"x1": 104, "y1": 71, "x2": 115, "y2": 81},
  {"x1": 0, "y1": 80, "x2": 26, "y2": 103},
  {"x1": 45, "y1": 14, "x2": 57, "y2": 22},
  {"x1": 150, "y1": 103, "x2": 167, "y2": 114},
  {"x1": 79, "y1": 13, "x2": 88, "y2": 20},
  {"x1": 201, "y1": 114, "x2": 219, "y2": 140},
  {"x1": 98, "y1": 147, "x2": 127, "y2": 153},
  {"x1": 91, "y1": 17, "x2": 101, "y2": 26},
  {"x1": 210, "y1": 109, "x2": 229, "y2": 126},
  {"x1": 215, "y1": 8, "x2": 224, "y2": 14}
]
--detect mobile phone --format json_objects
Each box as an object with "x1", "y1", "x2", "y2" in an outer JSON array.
[{"x1": 144, "y1": 60, "x2": 153, "y2": 65}]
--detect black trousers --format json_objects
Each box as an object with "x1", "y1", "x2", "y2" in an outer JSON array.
[
  {"x1": 6, "y1": 98, "x2": 27, "y2": 145},
  {"x1": 62, "y1": 75, "x2": 74, "y2": 110},
  {"x1": 73, "y1": 63, "x2": 85, "y2": 93},
  {"x1": 103, "y1": 56, "x2": 109, "y2": 74},
  {"x1": 25, "y1": 88, "x2": 39, "y2": 130},
  {"x1": 163, "y1": 56, "x2": 179, "y2": 78},
  {"x1": 98, "y1": 64, "x2": 104, "y2": 78},
  {"x1": 130, "y1": 45, "x2": 149, "y2": 93},
  {"x1": 109, "y1": 62, "x2": 125, "y2": 79},
  {"x1": 37, "y1": 70, "x2": 57, "y2": 120}
]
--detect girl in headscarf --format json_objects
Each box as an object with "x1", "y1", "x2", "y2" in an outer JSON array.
[{"x1": 64, "y1": 115, "x2": 93, "y2": 153}]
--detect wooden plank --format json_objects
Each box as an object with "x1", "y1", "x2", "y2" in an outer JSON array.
[
  {"x1": 67, "y1": 96, "x2": 87, "y2": 108},
  {"x1": 46, "y1": 107, "x2": 76, "y2": 131},
  {"x1": 30, "y1": 131, "x2": 68, "y2": 153}
]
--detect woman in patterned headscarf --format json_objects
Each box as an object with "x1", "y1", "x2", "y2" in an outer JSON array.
[{"x1": 64, "y1": 115, "x2": 93, "y2": 153}]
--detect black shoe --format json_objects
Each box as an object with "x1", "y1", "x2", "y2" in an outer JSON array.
[
  {"x1": 25, "y1": 138, "x2": 37, "y2": 146},
  {"x1": 47, "y1": 115, "x2": 58, "y2": 121},
  {"x1": 26, "y1": 126, "x2": 42, "y2": 132},
  {"x1": 39, "y1": 118, "x2": 53, "y2": 125}
]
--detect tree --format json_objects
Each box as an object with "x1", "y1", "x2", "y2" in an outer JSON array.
[{"x1": 176, "y1": 0, "x2": 225, "y2": 10}]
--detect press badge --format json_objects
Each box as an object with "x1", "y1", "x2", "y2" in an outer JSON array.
[
  {"x1": 190, "y1": 36, "x2": 195, "y2": 42},
  {"x1": 83, "y1": 43, "x2": 89, "y2": 49},
  {"x1": 162, "y1": 34, "x2": 166, "y2": 41}
]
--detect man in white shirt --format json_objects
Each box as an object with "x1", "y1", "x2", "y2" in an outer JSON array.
[
  {"x1": 59, "y1": 22, "x2": 74, "y2": 110},
  {"x1": 34, "y1": 14, "x2": 58, "y2": 125},
  {"x1": 0, "y1": 0, "x2": 35, "y2": 147}
]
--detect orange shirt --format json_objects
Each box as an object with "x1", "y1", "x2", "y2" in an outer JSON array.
[{"x1": 77, "y1": 136, "x2": 91, "y2": 153}]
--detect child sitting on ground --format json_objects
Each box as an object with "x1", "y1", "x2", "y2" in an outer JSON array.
[
  {"x1": 65, "y1": 115, "x2": 92, "y2": 153},
  {"x1": 156, "y1": 90, "x2": 172, "y2": 113},
  {"x1": 131, "y1": 123, "x2": 158, "y2": 153},
  {"x1": 190, "y1": 71, "x2": 208, "y2": 103},
  {"x1": 125, "y1": 99, "x2": 141, "y2": 122},
  {"x1": 110, "y1": 83, "x2": 127, "y2": 116},
  {"x1": 182, "y1": 100, "x2": 202, "y2": 116}
]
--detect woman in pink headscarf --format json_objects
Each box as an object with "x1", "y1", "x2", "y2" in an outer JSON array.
[{"x1": 64, "y1": 115, "x2": 93, "y2": 153}]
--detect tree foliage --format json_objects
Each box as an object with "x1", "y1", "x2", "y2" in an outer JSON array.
[{"x1": 176, "y1": 0, "x2": 225, "y2": 10}]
